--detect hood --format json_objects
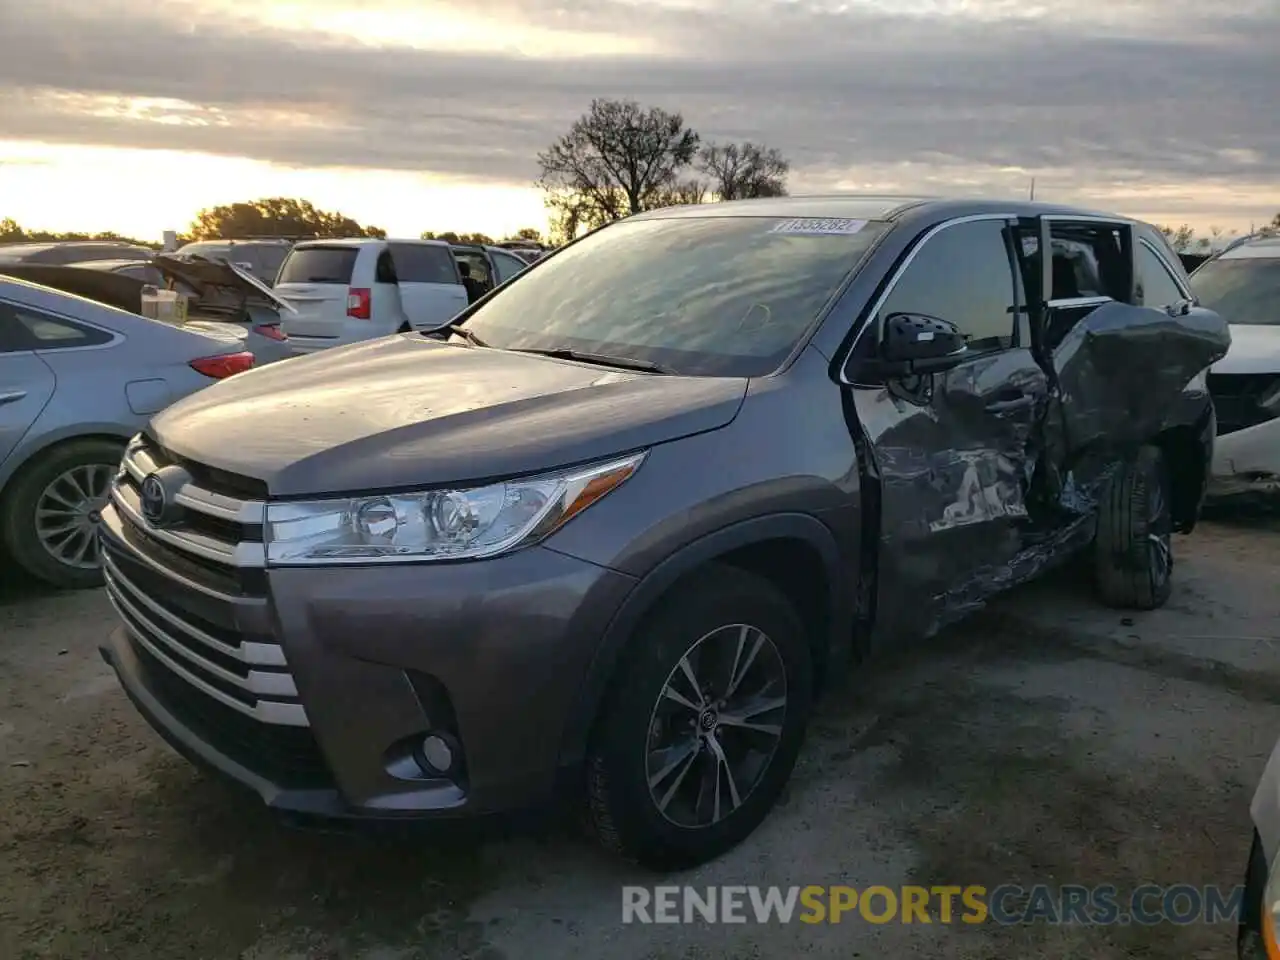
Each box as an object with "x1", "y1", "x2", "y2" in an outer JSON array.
[
  {"x1": 149, "y1": 336, "x2": 748, "y2": 496},
  {"x1": 153, "y1": 255, "x2": 295, "y2": 314},
  {"x1": 1211, "y1": 324, "x2": 1280, "y2": 375}
]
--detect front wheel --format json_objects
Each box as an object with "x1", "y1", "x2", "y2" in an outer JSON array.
[
  {"x1": 1094, "y1": 444, "x2": 1173, "y2": 610},
  {"x1": 585, "y1": 565, "x2": 814, "y2": 871}
]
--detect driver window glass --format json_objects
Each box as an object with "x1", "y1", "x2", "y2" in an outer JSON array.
[
  {"x1": 879, "y1": 220, "x2": 1017, "y2": 352},
  {"x1": 1137, "y1": 243, "x2": 1186, "y2": 308}
]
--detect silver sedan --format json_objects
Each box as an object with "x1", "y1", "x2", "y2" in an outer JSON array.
[{"x1": 0, "y1": 276, "x2": 257, "y2": 589}]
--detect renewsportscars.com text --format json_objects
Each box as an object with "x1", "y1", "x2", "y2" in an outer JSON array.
[{"x1": 621, "y1": 884, "x2": 1244, "y2": 926}]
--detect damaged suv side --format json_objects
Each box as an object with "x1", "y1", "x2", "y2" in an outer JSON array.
[{"x1": 97, "y1": 197, "x2": 1228, "y2": 871}]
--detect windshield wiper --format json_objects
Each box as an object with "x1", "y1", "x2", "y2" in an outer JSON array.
[
  {"x1": 439, "y1": 321, "x2": 491, "y2": 348},
  {"x1": 513, "y1": 347, "x2": 673, "y2": 374}
]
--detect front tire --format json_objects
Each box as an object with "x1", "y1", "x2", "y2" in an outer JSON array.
[
  {"x1": 585, "y1": 565, "x2": 814, "y2": 871},
  {"x1": 1, "y1": 439, "x2": 123, "y2": 589},
  {"x1": 1094, "y1": 444, "x2": 1173, "y2": 610}
]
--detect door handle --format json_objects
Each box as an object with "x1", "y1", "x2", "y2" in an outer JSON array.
[
  {"x1": 0, "y1": 390, "x2": 27, "y2": 406},
  {"x1": 985, "y1": 392, "x2": 1034, "y2": 415}
]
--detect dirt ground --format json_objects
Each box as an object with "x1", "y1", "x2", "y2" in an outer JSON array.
[{"x1": 3, "y1": 518, "x2": 1280, "y2": 959}]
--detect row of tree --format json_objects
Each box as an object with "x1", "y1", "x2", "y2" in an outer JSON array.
[
  {"x1": 1155, "y1": 222, "x2": 1277, "y2": 253},
  {"x1": 0, "y1": 200, "x2": 546, "y2": 250}
]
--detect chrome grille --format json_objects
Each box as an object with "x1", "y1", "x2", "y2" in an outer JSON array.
[{"x1": 103, "y1": 436, "x2": 310, "y2": 729}]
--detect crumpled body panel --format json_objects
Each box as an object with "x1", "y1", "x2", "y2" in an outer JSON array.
[
  {"x1": 1051, "y1": 303, "x2": 1230, "y2": 456},
  {"x1": 860, "y1": 302, "x2": 1228, "y2": 645}
]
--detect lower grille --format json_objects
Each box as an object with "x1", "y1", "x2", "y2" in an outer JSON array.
[
  {"x1": 124, "y1": 632, "x2": 334, "y2": 790},
  {"x1": 1208, "y1": 373, "x2": 1280, "y2": 436}
]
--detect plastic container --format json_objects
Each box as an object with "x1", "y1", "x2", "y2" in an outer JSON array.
[{"x1": 140, "y1": 286, "x2": 189, "y2": 325}]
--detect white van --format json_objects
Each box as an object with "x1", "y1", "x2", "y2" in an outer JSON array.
[{"x1": 274, "y1": 239, "x2": 469, "y2": 353}]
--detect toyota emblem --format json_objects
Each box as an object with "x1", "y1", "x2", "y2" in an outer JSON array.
[{"x1": 140, "y1": 474, "x2": 166, "y2": 524}]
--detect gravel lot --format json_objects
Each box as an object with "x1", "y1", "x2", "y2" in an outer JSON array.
[{"x1": 3, "y1": 518, "x2": 1279, "y2": 959}]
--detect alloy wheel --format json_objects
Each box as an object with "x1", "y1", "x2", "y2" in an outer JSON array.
[
  {"x1": 34, "y1": 464, "x2": 114, "y2": 570},
  {"x1": 645, "y1": 623, "x2": 788, "y2": 829},
  {"x1": 1147, "y1": 472, "x2": 1173, "y2": 585}
]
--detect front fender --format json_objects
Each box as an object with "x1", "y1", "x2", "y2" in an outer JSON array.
[{"x1": 554, "y1": 512, "x2": 848, "y2": 769}]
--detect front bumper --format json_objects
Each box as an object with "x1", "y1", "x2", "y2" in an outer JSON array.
[
  {"x1": 1211, "y1": 418, "x2": 1280, "y2": 501},
  {"x1": 100, "y1": 532, "x2": 637, "y2": 821}
]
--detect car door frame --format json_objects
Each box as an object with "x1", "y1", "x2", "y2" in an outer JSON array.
[
  {"x1": 388, "y1": 241, "x2": 469, "y2": 331},
  {"x1": 488, "y1": 249, "x2": 529, "y2": 287},
  {"x1": 836, "y1": 211, "x2": 1054, "y2": 643},
  {"x1": 0, "y1": 302, "x2": 59, "y2": 481}
]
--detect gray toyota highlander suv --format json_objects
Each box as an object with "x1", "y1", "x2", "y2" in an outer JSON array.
[{"x1": 98, "y1": 196, "x2": 1229, "y2": 869}]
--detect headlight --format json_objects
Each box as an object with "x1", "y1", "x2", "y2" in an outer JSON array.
[
  {"x1": 1186, "y1": 368, "x2": 1208, "y2": 392},
  {"x1": 264, "y1": 451, "x2": 646, "y2": 565}
]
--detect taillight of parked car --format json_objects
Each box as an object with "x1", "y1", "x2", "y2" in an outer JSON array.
[
  {"x1": 253, "y1": 323, "x2": 288, "y2": 341},
  {"x1": 347, "y1": 287, "x2": 372, "y2": 320},
  {"x1": 190, "y1": 352, "x2": 255, "y2": 379}
]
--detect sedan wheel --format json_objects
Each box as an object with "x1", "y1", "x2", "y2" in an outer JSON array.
[
  {"x1": 1, "y1": 439, "x2": 124, "y2": 589},
  {"x1": 34, "y1": 463, "x2": 114, "y2": 570}
]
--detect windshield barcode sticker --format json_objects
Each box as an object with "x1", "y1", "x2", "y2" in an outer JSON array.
[{"x1": 770, "y1": 218, "x2": 868, "y2": 235}]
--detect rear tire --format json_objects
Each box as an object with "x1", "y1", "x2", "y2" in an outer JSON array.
[
  {"x1": 584, "y1": 565, "x2": 813, "y2": 871},
  {"x1": 0, "y1": 439, "x2": 123, "y2": 589},
  {"x1": 1094, "y1": 444, "x2": 1173, "y2": 610}
]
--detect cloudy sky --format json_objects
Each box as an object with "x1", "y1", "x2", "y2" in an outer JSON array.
[{"x1": 0, "y1": 0, "x2": 1277, "y2": 240}]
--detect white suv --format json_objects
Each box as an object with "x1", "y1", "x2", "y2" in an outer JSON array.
[
  {"x1": 1189, "y1": 236, "x2": 1280, "y2": 500},
  {"x1": 274, "y1": 239, "x2": 468, "y2": 353}
]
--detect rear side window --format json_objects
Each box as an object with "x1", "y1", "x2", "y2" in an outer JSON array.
[
  {"x1": 277, "y1": 246, "x2": 359, "y2": 284},
  {"x1": 491, "y1": 251, "x2": 526, "y2": 284},
  {"x1": 5, "y1": 305, "x2": 115, "y2": 348},
  {"x1": 375, "y1": 250, "x2": 398, "y2": 284},
  {"x1": 389, "y1": 244, "x2": 458, "y2": 284}
]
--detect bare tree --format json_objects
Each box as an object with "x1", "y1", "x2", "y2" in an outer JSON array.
[
  {"x1": 696, "y1": 142, "x2": 790, "y2": 200},
  {"x1": 1158, "y1": 223, "x2": 1196, "y2": 253},
  {"x1": 537, "y1": 99, "x2": 701, "y2": 238},
  {"x1": 654, "y1": 180, "x2": 709, "y2": 207}
]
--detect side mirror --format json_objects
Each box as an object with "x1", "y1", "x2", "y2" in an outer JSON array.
[{"x1": 877, "y1": 312, "x2": 969, "y2": 375}]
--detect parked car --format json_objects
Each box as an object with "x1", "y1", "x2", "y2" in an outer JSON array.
[
  {"x1": 1189, "y1": 237, "x2": 1280, "y2": 501},
  {"x1": 1238, "y1": 734, "x2": 1280, "y2": 958},
  {"x1": 274, "y1": 238, "x2": 468, "y2": 353},
  {"x1": 147, "y1": 255, "x2": 295, "y2": 366},
  {"x1": 0, "y1": 240, "x2": 156, "y2": 266},
  {"x1": 0, "y1": 275, "x2": 255, "y2": 589},
  {"x1": 97, "y1": 197, "x2": 1227, "y2": 870},
  {"x1": 0, "y1": 258, "x2": 294, "y2": 367},
  {"x1": 173, "y1": 239, "x2": 295, "y2": 287}
]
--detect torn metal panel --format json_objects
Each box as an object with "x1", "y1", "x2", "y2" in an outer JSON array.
[
  {"x1": 853, "y1": 348, "x2": 1049, "y2": 643},
  {"x1": 1050, "y1": 302, "x2": 1231, "y2": 456}
]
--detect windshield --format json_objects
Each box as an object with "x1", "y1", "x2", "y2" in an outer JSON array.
[
  {"x1": 1191, "y1": 257, "x2": 1280, "y2": 326},
  {"x1": 460, "y1": 216, "x2": 887, "y2": 376}
]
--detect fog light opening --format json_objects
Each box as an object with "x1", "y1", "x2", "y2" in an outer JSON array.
[{"x1": 415, "y1": 732, "x2": 461, "y2": 778}]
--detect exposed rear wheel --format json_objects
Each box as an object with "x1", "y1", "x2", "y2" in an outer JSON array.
[
  {"x1": 1094, "y1": 444, "x2": 1173, "y2": 610},
  {"x1": 1, "y1": 439, "x2": 123, "y2": 589},
  {"x1": 585, "y1": 565, "x2": 813, "y2": 870}
]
